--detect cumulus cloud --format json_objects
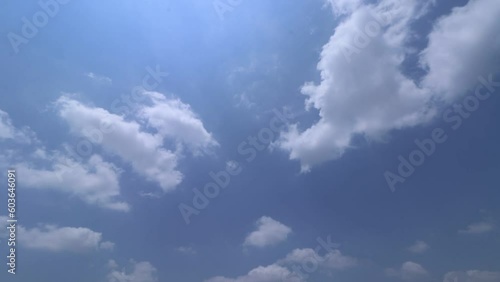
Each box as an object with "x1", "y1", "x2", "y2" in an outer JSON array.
[
  {"x1": 459, "y1": 222, "x2": 495, "y2": 235},
  {"x1": 17, "y1": 149, "x2": 129, "y2": 211},
  {"x1": 408, "y1": 240, "x2": 429, "y2": 254},
  {"x1": 18, "y1": 224, "x2": 113, "y2": 253},
  {"x1": 322, "y1": 249, "x2": 358, "y2": 269},
  {"x1": 55, "y1": 96, "x2": 183, "y2": 192},
  {"x1": 443, "y1": 270, "x2": 500, "y2": 282},
  {"x1": 280, "y1": 247, "x2": 358, "y2": 270},
  {"x1": 421, "y1": 0, "x2": 500, "y2": 102},
  {"x1": 205, "y1": 264, "x2": 303, "y2": 282},
  {"x1": 277, "y1": 0, "x2": 436, "y2": 172},
  {"x1": 0, "y1": 110, "x2": 128, "y2": 211},
  {"x1": 386, "y1": 261, "x2": 428, "y2": 281},
  {"x1": 2, "y1": 91, "x2": 216, "y2": 210},
  {"x1": 108, "y1": 260, "x2": 158, "y2": 282},
  {"x1": 137, "y1": 91, "x2": 218, "y2": 155},
  {"x1": 277, "y1": 0, "x2": 500, "y2": 171},
  {"x1": 243, "y1": 216, "x2": 292, "y2": 248},
  {"x1": 206, "y1": 246, "x2": 357, "y2": 281}
]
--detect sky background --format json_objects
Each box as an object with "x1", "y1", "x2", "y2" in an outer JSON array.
[{"x1": 0, "y1": 0, "x2": 499, "y2": 281}]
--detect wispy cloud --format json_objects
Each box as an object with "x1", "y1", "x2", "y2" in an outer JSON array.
[
  {"x1": 85, "y1": 72, "x2": 112, "y2": 85},
  {"x1": 408, "y1": 240, "x2": 429, "y2": 254},
  {"x1": 243, "y1": 216, "x2": 292, "y2": 248},
  {"x1": 459, "y1": 221, "x2": 495, "y2": 235}
]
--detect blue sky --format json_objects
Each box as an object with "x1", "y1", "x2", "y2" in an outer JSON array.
[{"x1": 0, "y1": 0, "x2": 499, "y2": 281}]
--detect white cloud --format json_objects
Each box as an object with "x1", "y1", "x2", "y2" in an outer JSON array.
[
  {"x1": 326, "y1": 0, "x2": 361, "y2": 15},
  {"x1": 17, "y1": 150, "x2": 129, "y2": 211},
  {"x1": 176, "y1": 246, "x2": 197, "y2": 255},
  {"x1": 137, "y1": 91, "x2": 218, "y2": 155},
  {"x1": 100, "y1": 241, "x2": 116, "y2": 251},
  {"x1": 322, "y1": 249, "x2": 358, "y2": 270},
  {"x1": 55, "y1": 96, "x2": 183, "y2": 192},
  {"x1": 280, "y1": 248, "x2": 323, "y2": 265},
  {"x1": 0, "y1": 109, "x2": 34, "y2": 143},
  {"x1": 386, "y1": 261, "x2": 428, "y2": 281},
  {"x1": 0, "y1": 108, "x2": 129, "y2": 211},
  {"x1": 443, "y1": 270, "x2": 500, "y2": 282},
  {"x1": 243, "y1": 216, "x2": 292, "y2": 248},
  {"x1": 0, "y1": 109, "x2": 128, "y2": 211},
  {"x1": 19, "y1": 224, "x2": 113, "y2": 253},
  {"x1": 277, "y1": 0, "x2": 500, "y2": 172},
  {"x1": 0, "y1": 110, "x2": 16, "y2": 139},
  {"x1": 277, "y1": 0, "x2": 436, "y2": 172},
  {"x1": 86, "y1": 72, "x2": 112, "y2": 85},
  {"x1": 108, "y1": 261, "x2": 158, "y2": 282},
  {"x1": 280, "y1": 247, "x2": 357, "y2": 270},
  {"x1": 205, "y1": 264, "x2": 303, "y2": 282},
  {"x1": 408, "y1": 240, "x2": 429, "y2": 254},
  {"x1": 207, "y1": 246, "x2": 357, "y2": 282},
  {"x1": 421, "y1": 0, "x2": 500, "y2": 102},
  {"x1": 459, "y1": 222, "x2": 494, "y2": 235}
]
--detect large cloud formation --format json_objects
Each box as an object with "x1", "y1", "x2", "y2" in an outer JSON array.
[{"x1": 277, "y1": 0, "x2": 500, "y2": 171}]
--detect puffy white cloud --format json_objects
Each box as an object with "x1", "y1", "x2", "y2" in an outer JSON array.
[
  {"x1": 207, "y1": 246, "x2": 358, "y2": 282},
  {"x1": 138, "y1": 91, "x2": 218, "y2": 155},
  {"x1": 280, "y1": 248, "x2": 323, "y2": 265},
  {"x1": 0, "y1": 109, "x2": 128, "y2": 211},
  {"x1": 206, "y1": 264, "x2": 303, "y2": 282},
  {"x1": 108, "y1": 261, "x2": 158, "y2": 282},
  {"x1": 386, "y1": 261, "x2": 428, "y2": 281},
  {"x1": 322, "y1": 249, "x2": 358, "y2": 270},
  {"x1": 408, "y1": 240, "x2": 429, "y2": 254},
  {"x1": 17, "y1": 150, "x2": 129, "y2": 211},
  {"x1": 277, "y1": 0, "x2": 500, "y2": 171},
  {"x1": 18, "y1": 224, "x2": 113, "y2": 253},
  {"x1": 277, "y1": 0, "x2": 436, "y2": 172},
  {"x1": 421, "y1": 0, "x2": 500, "y2": 102},
  {"x1": 55, "y1": 96, "x2": 183, "y2": 192},
  {"x1": 459, "y1": 222, "x2": 495, "y2": 235},
  {"x1": 243, "y1": 216, "x2": 292, "y2": 248},
  {"x1": 280, "y1": 247, "x2": 357, "y2": 270},
  {"x1": 443, "y1": 270, "x2": 500, "y2": 282}
]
